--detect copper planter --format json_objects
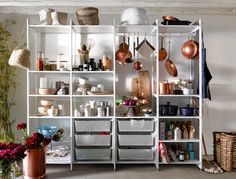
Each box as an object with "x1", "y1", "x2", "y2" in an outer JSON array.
[{"x1": 23, "y1": 147, "x2": 46, "y2": 179}]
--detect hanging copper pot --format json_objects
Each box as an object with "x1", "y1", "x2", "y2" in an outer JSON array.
[
  {"x1": 115, "y1": 36, "x2": 132, "y2": 65},
  {"x1": 181, "y1": 39, "x2": 199, "y2": 60}
]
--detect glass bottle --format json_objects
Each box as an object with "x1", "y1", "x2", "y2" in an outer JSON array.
[{"x1": 36, "y1": 52, "x2": 45, "y2": 71}]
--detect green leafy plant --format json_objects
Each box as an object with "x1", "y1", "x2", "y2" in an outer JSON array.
[{"x1": 0, "y1": 20, "x2": 18, "y2": 142}]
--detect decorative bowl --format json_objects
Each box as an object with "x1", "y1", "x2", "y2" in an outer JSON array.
[
  {"x1": 38, "y1": 106, "x2": 50, "y2": 115},
  {"x1": 37, "y1": 125, "x2": 57, "y2": 137},
  {"x1": 40, "y1": 100, "x2": 54, "y2": 106},
  {"x1": 37, "y1": 88, "x2": 57, "y2": 95}
]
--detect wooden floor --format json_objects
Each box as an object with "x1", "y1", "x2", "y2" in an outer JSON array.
[{"x1": 17, "y1": 164, "x2": 236, "y2": 179}]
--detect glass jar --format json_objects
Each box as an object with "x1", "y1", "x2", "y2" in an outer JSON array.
[
  {"x1": 179, "y1": 150, "x2": 185, "y2": 161},
  {"x1": 48, "y1": 60, "x2": 57, "y2": 71},
  {"x1": 36, "y1": 52, "x2": 45, "y2": 71}
]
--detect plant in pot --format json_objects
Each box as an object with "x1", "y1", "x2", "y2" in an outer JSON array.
[
  {"x1": 0, "y1": 20, "x2": 18, "y2": 143},
  {"x1": 17, "y1": 122, "x2": 51, "y2": 179}
]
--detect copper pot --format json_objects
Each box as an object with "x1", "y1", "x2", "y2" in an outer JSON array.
[
  {"x1": 181, "y1": 39, "x2": 199, "y2": 60},
  {"x1": 23, "y1": 147, "x2": 46, "y2": 179},
  {"x1": 115, "y1": 36, "x2": 132, "y2": 65},
  {"x1": 162, "y1": 16, "x2": 180, "y2": 21}
]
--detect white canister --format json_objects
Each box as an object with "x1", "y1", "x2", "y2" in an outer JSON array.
[
  {"x1": 97, "y1": 106, "x2": 103, "y2": 117},
  {"x1": 58, "y1": 104, "x2": 65, "y2": 116},
  {"x1": 40, "y1": 77, "x2": 48, "y2": 88},
  {"x1": 74, "y1": 109, "x2": 78, "y2": 117},
  {"x1": 84, "y1": 104, "x2": 91, "y2": 117},
  {"x1": 174, "y1": 127, "x2": 181, "y2": 140},
  {"x1": 97, "y1": 84, "x2": 104, "y2": 92}
]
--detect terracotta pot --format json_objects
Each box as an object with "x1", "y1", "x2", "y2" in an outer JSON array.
[{"x1": 23, "y1": 147, "x2": 46, "y2": 179}]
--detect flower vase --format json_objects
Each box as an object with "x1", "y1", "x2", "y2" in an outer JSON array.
[
  {"x1": 0, "y1": 164, "x2": 15, "y2": 179},
  {"x1": 126, "y1": 106, "x2": 137, "y2": 116},
  {"x1": 23, "y1": 147, "x2": 46, "y2": 179}
]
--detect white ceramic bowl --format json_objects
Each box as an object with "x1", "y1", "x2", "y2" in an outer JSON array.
[
  {"x1": 120, "y1": 8, "x2": 149, "y2": 25},
  {"x1": 38, "y1": 106, "x2": 50, "y2": 115},
  {"x1": 40, "y1": 100, "x2": 54, "y2": 106},
  {"x1": 79, "y1": 77, "x2": 89, "y2": 85},
  {"x1": 37, "y1": 88, "x2": 57, "y2": 95}
]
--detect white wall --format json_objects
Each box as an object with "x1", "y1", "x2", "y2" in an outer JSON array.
[{"x1": 1, "y1": 12, "x2": 236, "y2": 154}]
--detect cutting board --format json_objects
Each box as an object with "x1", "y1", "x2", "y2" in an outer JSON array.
[
  {"x1": 138, "y1": 70, "x2": 151, "y2": 106},
  {"x1": 131, "y1": 77, "x2": 139, "y2": 97}
]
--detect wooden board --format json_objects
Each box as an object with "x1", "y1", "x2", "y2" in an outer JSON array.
[
  {"x1": 131, "y1": 77, "x2": 139, "y2": 97},
  {"x1": 138, "y1": 70, "x2": 151, "y2": 106}
]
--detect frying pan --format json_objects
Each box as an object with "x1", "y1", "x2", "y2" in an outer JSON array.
[
  {"x1": 165, "y1": 41, "x2": 178, "y2": 77},
  {"x1": 162, "y1": 16, "x2": 180, "y2": 21},
  {"x1": 181, "y1": 39, "x2": 199, "y2": 60},
  {"x1": 159, "y1": 36, "x2": 167, "y2": 61}
]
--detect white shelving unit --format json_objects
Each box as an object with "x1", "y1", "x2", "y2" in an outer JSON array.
[{"x1": 27, "y1": 19, "x2": 202, "y2": 170}]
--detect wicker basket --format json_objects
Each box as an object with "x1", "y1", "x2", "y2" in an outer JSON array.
[
  {"x1": 213, "y1": 131, "x2": 236, "y2": 172},
  {"x1": 76, "y1": 7, "x2": 99, "y2": 25}
]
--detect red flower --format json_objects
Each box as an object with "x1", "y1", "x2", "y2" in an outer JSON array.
[
  {"x1": 32, "y1": 132, "x2": 44, "y2": 144},
  {"x1": 43, "y1": 138, "x2": 51, "y2": 146},
  {"x1": 17, "y1": 122, "x2": 27, "y2": 130}
]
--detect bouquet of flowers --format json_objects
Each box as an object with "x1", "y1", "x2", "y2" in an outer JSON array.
[
  {"x1": 17, "y1": 122, "x2": 51, "y2": 149},
  {"x1": 116, "y1": 96, "x2": 148, "y2": 107},
  {"x1": 0, "y1": 142, "x2": 26, "y2": 178}
]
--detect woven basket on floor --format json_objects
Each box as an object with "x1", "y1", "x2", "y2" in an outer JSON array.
[{"x1": 213, "y1": 131, "x2": 236, "y2": 172}]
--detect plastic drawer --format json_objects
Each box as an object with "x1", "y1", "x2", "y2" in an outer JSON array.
[
  {"x1": 75, "y1": 120, "x2": 111, "y2": 132},
  {"x1": 118, "y1": 120, "x2": 154, "y2": 132},
  {"x1": 118, "y1": 149, "x2": 154, "y2": 160},
  {"x1": 75, "y1": 149, "x2": 111, "y2": 160},
  {"x1": 118, "y1": 135, "x2": 153, "y2": 146},
  {"x1": 75, "y1": 134, "x2": 111, "y2": 146}
]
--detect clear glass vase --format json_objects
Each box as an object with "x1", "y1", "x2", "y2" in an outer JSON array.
[{"x1": 0, "y1": 165, "x2": 15, "y2": 179}]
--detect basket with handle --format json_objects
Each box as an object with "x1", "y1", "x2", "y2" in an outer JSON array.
[
  {"x1": 213, "y1": 131, "x2": 236, "y2": 172},
  {"x1": 8, "y1": 23, "x2": 31, "y2": 69}
]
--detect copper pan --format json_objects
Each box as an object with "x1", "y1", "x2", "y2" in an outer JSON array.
[
  {"x1": 159, "y1": 36, "x2": 167, "y2": 61},
  {"x1": 162, "y1": 16, "x2": 180, "y2": 21},
  {"x1": 165, "y1": 41, "x2": 178, "y2": 77},
  {"x1": 181, "y1": 39, "x2": 199, "y2": 60}
]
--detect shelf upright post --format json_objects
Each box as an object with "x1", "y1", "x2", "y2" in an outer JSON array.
[
  {"x1": 112, "y1": 19, "x2": 117, "y2": 171},
  {"x1": 69, "y1": 19, "x2": 73, "y2": 171},
  {"x1": 155, "y1": 19, "x2": 159, "y2": 170},
  {"x1": 198, "y1": 19, "x2": 203, "y2": 170},
  {"x1": 26, "y1": 18, "x2": 30, "y2": 135}
]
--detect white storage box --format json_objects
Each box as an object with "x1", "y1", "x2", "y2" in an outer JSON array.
[
  {"x1": 118, "y1": 134, "x2": 153, "y2": 146},
  {"x1": 118, "y1": 149, "x2": 154, "y2": 160},
  {"x1": 75, "y1": 120, "x2": 111, "y2": 132},
  {"x1": 75, "y1": 134, "x2": 111, "y2": 146},
  {"x1": 75, "y1": 149, "x2": 111, "y2": 160},
  {"x1": 118, "y1": 120, "x2": 154, "y2": 132}
]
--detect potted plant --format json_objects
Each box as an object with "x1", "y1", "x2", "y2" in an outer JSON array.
[
  {"x1": 17, "y1": 122, "x2": 51, "y2": 179},
  {"x1": 0, "y1": 20, "x2": 18, "y2": 142}
]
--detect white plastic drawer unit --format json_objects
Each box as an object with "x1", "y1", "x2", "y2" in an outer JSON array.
[
  {"x1": 118, "y1": 134, "x2": 154, "y2": 146},
  {"x1": 118, "y1": 119, "x2": 154, "y2": 132},
  {"x1": 75, "y1": 134, "x2": 111, "y2": 146},
  {"x1": 75, "y1": 149, "x2": 111, "y2": 160},
  {"x1": 75, "y1": 120, "x2": 111, "y2": 132},
  {"x1": 118, "y1": 149, "x2": 154, "y2": 160}
]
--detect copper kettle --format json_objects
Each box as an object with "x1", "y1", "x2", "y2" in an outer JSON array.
[{"x1": 181, "y1": 39, "x2": 199, "y2": 60}]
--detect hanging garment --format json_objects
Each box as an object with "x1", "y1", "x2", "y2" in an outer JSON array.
[{"x1": 202, "y1": 32, "x2": 212, "y2": 100}]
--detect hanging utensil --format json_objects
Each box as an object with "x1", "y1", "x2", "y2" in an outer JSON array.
[
  {"x1": 165, "y1": 41, "x2": 178, "y2": 77},
  {"x1": 136, "y1": 36, "x2": 155, "y2": 59},
  {"x1": 181, "y1": 37, "x2": 199, "y2": 60},
  {"x1": 115, "y1": 36, "x2": 130, "y2": 65},
  {"x1": 134, "y1": 36, "x2": 142, "y2": 71},
  {"x1": 125, "y1": 36, "x2": 133, "y2": 63},
  {"x1": 159, "y1": 36, "x2": 168, "y2": 61}
]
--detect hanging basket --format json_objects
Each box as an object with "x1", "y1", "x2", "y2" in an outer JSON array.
[{"x1": 8, "y1": 48, "x2": 31, "y2": 69}]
